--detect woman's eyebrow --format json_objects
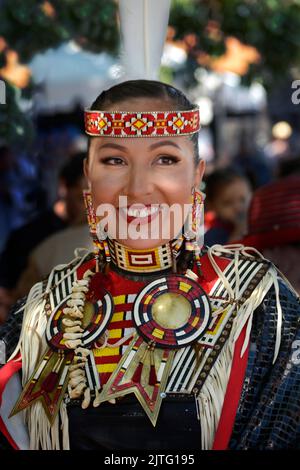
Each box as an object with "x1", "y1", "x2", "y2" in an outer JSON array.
[
  {"x1": 97, "y1": 142, "x2": 128, "y2": 151},
  {"x1": 95, "y1": 140, "x2": 181, "y2": 152},
  {"x1": 149, "y1": 140, "x2": 181, "y2": 150}
]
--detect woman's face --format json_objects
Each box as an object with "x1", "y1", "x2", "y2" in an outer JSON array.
[{"x1": 85, "y1": 98, "x2": 205, "y2": 249}]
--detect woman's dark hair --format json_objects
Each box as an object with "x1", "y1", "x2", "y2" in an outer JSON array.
[
  {"x1": 204, "y1": 167, "x2": 249, "y2": 202},
  {"x1": 89, "y1": 79, "x2": 199, "y2": 164}
]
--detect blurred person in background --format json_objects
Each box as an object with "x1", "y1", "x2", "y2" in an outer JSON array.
[
  {"x1": 14, "y1": 152, "x2": 91, "y2": 300},
  {"x1": 233, "y1": 132, "x2": 273, "y2": 189},
  {"x1": 278, "y1": 154, "x2": 300, "y2": 179},
  {"x1": 204, "y1": 167, "x2": 252, "y2": 246},
  {"x1": 241, "y1": 175, "x2": 300, "y2": 295},
  {"x1": 0, "y1": 152, "x2": 87, "y2": 323}
]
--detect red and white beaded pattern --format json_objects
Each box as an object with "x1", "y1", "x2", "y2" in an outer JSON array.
[{"x1": 84, "y1": 109, "x2": 200, "y2": 137}]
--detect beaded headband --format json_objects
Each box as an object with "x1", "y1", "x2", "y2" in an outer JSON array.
[{"x1": 84, "y1": 108, "x2": 200, "y2": 138}]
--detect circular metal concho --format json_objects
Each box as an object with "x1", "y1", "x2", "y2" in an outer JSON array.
[
  {"x1": 46, "y1": 289, "x2": 113, "y2": 350},
  {"x1": 133, "y1": 274, "x2": 211, "y2": 349}
]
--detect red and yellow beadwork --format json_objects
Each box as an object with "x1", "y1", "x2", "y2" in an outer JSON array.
[
  {"x1": 84, "y1": 109, "x2": 200, "y2": 137},
  {"x1": 93, "y1": 293, "x2": 136, "y2": 385}
]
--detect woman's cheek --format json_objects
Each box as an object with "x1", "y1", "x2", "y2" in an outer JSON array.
[
  {"x1": 90, "y1": 175, "x2": 122, "y2": 206},
  {"x1": 91, "y1": 186, "x2": 111, "y2": 207}
]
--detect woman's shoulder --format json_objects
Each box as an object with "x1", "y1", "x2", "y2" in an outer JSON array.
[
  {"x1": 203, "y1": 243, "x2": 300, "y2": 317},
  {"x1": 201, "y1": 243, "x2": 271, "y2": 288}
]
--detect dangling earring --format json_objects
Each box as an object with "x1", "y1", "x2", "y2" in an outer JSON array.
[
  {"x1": 183, "y1": 187, "x2": 205, "y2": 276},
  {"x1": 192, "y1": 187, "x2": 205, "y2": 249},
  {"x1": 83, "y1": 190, "x2": 111, "y2": 272}
]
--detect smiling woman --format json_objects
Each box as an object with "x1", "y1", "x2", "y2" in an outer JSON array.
[
  {"x1": 85, "y1": 81, "x2": 203, "y2": 257},
  {"x1": 1, "y1": 78, "x2": 300, "y2": 451},
  {"x1": 85, "y1": 86, "x2": 204, "y2": 250}
]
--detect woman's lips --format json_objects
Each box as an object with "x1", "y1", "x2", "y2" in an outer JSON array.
[{"x1": 118, "y1": 205, "x2": 161, "y2": 225}]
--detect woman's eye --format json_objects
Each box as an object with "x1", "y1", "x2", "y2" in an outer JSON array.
[
  {"x1": 100, "y1": 157, "x2": 125, "y2": 165},
  {"x1": 157, "y1": 156, "x2": 179, "y2": 165}
]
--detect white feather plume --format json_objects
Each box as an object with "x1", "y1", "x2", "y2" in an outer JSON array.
[{"x1": 119, "y1": 0, "x2": 171, "y2": 80}]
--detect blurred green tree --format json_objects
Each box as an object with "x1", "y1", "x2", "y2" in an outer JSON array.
[
  {"x1": 0, "y1": 0, "x2": 119, "y2": 145},
  {"x1": 0, "y1": 79, "x2": 34, "y2": 148},
  {"x1": 0, "y1": 0, "x2": 119, "y2": 61},
  {"x1": 169, "y1": 0, "x2": 300, "y2": 87}
]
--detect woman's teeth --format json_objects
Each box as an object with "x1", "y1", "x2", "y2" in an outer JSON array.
[{"x1": 122, "y1": 206, "x2": 159, "y2": 218}]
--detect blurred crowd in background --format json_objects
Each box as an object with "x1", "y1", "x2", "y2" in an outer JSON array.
[{"x1": 0, "y1": 0, "x2": 300, "y2": 323}]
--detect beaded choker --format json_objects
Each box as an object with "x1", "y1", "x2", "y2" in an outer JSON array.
[{"x1": 107, "y1": 238, "x2": 182, "y2": 274}]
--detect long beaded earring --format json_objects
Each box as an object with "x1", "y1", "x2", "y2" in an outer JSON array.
[
  {"x1": 83, "y1": 190, "x2": 110, "y2": 272},
  {"x1": 183, "y1": 187, "x2": 205, "y2": 276}
]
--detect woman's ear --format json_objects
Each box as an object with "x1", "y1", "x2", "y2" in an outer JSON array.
[{"x1": 194, "y1": 159, "x2": 205, "y2": 188}]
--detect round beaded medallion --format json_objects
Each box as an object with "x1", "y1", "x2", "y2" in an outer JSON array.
[
  {"x1": 133, "y1": 274, "x2": 211, "y2": 349},
  {"x1": 46, "y1": 289, "x2": 113, "y2": 350}
]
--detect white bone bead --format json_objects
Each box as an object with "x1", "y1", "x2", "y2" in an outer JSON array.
[
  {"x1": 83, "y1": 269, "x2": 94, "y2": 279},
  {"x1": 64, "y1": 308, "x2": 83, "y2": 319},
  {"x1": 69, "y1": 292, "x2": 86, "y2": 300},
  {"x1": 63, "y1": 332, "x2": 83, "y2": 340},
  {"x1": 75, "y1": 347, "x2": 90, "y2": 357},
  {"x1": 62, "y1": 318, "x2": 82, "y2": 327},
  {"x1": 81, "y1": 387, "x2": 91, "y2": 409},
  {"x1": 69, "y1": 363, "x2": 85, "y2": 372},
  {"x1": 69, "y1": 369, "x2": 85, "y2": 380},
  {"x1": 69, "y1": 382, "x2": 86, "y2": 399},
  {"x1": 64, "y1": 325, "x2": 84, "y2": 333},
  {"x1": 65, "y1": 339, "x2": 82, "y2": 349},
  {"x1": 67, "y1": 299, "x2": 85, "y2": 307},
  {"x1": 69, "y1": 375, "x2": 86, "y2": 388},
  {"x1": 93, "y1": 389, "x2": 101, "y2": 407},
  {"x1": 72, "y1": 286, "x2": 89, "y2": 293}
]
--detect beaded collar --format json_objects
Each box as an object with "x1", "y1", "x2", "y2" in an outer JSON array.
[{"x1": 107, "y1": 238, "x2": 182, "y2": 275}]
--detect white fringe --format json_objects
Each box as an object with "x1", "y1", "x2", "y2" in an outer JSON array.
[
  {"x1": 7, "y1": 254, "x2": 92, "y2": 449},
  {"x1": 23, "y1": 399, "x2": 70, "y2": 450},
  {"x1": 196, "y1": 244, "x2": 283, "y2": 449},
  {"x1": 60, "y1": 401, "x2": 70, "y2": 450}
]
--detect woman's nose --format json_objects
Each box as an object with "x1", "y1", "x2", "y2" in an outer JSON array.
[{"x1": 125, "y1": 166, "x2": 154, "y2": 199}]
